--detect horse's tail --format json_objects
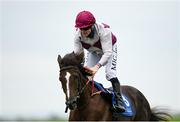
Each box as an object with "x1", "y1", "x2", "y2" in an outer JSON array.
[{"x1": 150, "y1": 107, "x2": 172, "y2": 121}]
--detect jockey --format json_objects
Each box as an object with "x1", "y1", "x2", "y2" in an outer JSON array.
[{"x1": 73, "y1": 10, "x2": 125, "y2": 112}]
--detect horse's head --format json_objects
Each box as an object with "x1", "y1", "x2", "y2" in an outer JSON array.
[{"x1": 57, "y1": 52, "x2": 85, "y2": 111}]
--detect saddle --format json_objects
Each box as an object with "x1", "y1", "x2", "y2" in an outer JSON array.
[
  {"x1": 83, "y1": 66, "x2": 134, "y2": 117},
  {"x1": 90, "y1": 80, "x2": 135, "y2": 117}
]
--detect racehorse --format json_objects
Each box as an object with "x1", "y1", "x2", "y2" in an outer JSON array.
[{"x1": 57, "y1": 51, "x2": 171, "y2": 121}]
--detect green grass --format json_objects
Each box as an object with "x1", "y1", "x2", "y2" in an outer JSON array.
[{"x1": 171, "y1": 114, "x2": 180, "y2": 121}]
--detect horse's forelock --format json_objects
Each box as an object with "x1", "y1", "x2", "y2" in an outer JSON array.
[{"x1": 62, "y1": 52, "x2": 79, "y2": 66}]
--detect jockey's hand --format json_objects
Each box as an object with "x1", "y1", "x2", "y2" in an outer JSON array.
[{"x1": 90, "y1": 64, "x2": 101, "y2": 75}]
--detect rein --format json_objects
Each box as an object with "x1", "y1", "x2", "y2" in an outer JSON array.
[{"x1": 60, "y1": 65, "x2": 91, "y2": 113}]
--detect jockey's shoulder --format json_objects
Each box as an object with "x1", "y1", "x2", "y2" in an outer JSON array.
[
  {"x1": 95, "y1": 22, "x2": 110, "y2": 29},
  {"x1": 95, "y1": 22, "x2": 112, "y2": 36}
]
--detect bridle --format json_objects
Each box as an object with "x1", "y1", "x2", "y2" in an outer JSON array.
[{"x1": 60, "y1": 65, "x2": 90, "y2": 113}]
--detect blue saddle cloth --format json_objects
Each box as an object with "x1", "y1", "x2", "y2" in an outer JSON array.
[{"x1": 91, "y1": 81, "x2": 135, "y2": 117}]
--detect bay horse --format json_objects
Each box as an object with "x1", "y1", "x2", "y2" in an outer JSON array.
[{"x1": 57, "y1": 52, "x2": 171, "y2": 121}]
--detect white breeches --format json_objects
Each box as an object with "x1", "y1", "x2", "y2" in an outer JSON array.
[{"x1": 85, "y1": 43, "x2": 118, "y2": 81}]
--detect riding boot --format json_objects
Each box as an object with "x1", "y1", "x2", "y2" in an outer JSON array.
[{"x1": 110, "y1": 77, "x2": 125, "y2": 112}]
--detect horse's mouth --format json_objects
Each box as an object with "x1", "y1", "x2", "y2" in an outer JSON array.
[{"x1": 66, "y1": 98, "x2": 78, "y2": 110}]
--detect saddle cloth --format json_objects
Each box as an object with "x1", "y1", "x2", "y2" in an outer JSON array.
[{"x1": 90, "y1": 81, "x2": 135, "y2": 117}]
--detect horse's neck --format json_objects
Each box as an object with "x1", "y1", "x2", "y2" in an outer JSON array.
[{"x1": 78, "y1": 78, "x2": 92, "y2": 104}]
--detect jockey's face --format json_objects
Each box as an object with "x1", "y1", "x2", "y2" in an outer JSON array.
[{"x1": 80, "y1": 27, "x2": 92, "y2": 37}]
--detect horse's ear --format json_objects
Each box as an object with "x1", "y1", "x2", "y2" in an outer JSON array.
[
  {"x1": 74, "y1": 51, "x2": 84, "y2": 64},
  {"x1": 57, "y1": 55, "x2": 62, "y2": 67}
]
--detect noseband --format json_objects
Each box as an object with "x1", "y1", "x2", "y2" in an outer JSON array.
[{"x1": 60, "y1": 66, "x2": 89, "y2": 113}]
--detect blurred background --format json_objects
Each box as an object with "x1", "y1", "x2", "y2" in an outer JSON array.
[{"x1": 0, "y1": 0, "x2": 180, "y2": 121}]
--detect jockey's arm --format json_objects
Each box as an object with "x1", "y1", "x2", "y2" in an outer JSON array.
[
  {"x1": 90, "y1": 29, "x2": 113, "y2": 75},
  {"x1": 98, "y1": 28, "x2": 113, "y2": 66}
]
